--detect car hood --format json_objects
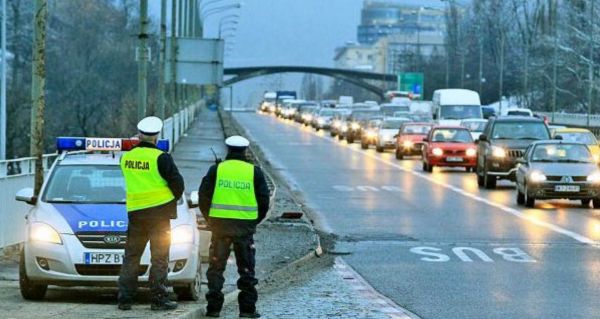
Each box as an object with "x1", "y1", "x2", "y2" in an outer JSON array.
[
  {"x1": 379, "y1": 129, "x2": 397, "y2": 136},
  {"x1": 530, "y1": 162, "x2": 598, "y2": 176},
  {"x1": 50, "y1": 203, "x2": 128, "y2": 233},
  {"x1": 490, "y1": 139, "x2": 540, "y2": 149},
  {"x1": 400, "y1": 134, "x2": 427, "y2": 142},
  {"x1": 430, "y1": 142, "x2": 476, "y2": 150}
]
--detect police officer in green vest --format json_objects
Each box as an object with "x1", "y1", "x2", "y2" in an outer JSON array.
[
  {"x1": 118, "y1": 116, "x2": 184, "y2": 311},
  {"x1": 199, "y1": 135, "x2": 270, "y2": 318}
]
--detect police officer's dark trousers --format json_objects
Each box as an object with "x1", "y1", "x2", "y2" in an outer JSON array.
[
  {"x1": 206, "y1": 234, "x2": 258, "y2": 313},
  {"x1": 118, "y1": 215, "x2": 171, "y2": 303}
]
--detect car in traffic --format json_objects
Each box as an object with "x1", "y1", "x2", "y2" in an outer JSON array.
[
  {"x1": 330, "y1": 109, "x2": 352, "y2": 138},
  {"x1": 294, "y1": 102, "x2": 319, "y2": 124},
  {"x1": 380, "y1": 103, "x2": 410, "y2": 117},
  {"x1": 505, "y1": 108, "x2": 534, "y2": 117},
  {"x1": 395, "y1": 122, "x2": 434, "y2": 160},
  {"x1": 515, "y1": 141, "x2": 600, "y2": 208},
  {"x1": 16, "y1": 137, "x2": 208, "y2": 301},
  {"x1": 422, "y1": 126, "x2": 477, "y2": 172},
  {"x1": 476, "y1": 116, "x2": 551, "y2": 189},
  {"x1": 311, "y1": 108, "x2": 336, "y2": 131},
  {"x1": 360, "y1": 118, "x2": 384, "y2": 149},
  {"x1": 553, "y1": 127, "x2": 600, "y2": 163},
  {"x1": 345, "y1": 108, "x2": 383, "y2": 143},
  {"x1": 374, "y1": 117, "x2": 411, "y2": 152},
  {"x1": 460, "y1": 119, "x2": 488, "y2": 140}
]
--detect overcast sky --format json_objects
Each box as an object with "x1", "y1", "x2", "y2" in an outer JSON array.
[{"x1": 148, "y1": 0, "x2": 449, "y2": 107}]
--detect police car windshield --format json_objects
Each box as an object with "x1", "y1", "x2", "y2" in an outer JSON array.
[{"x1": 43, "y1": 165, "x2": 126, "y2": 204}]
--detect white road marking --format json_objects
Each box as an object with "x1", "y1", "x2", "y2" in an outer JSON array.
[
  {"x1": 272, "y1": 117, "x2": 600, "y2": 246},
  {"x1": 409, "y1": 246, "x2": 537, "y2": 263}
]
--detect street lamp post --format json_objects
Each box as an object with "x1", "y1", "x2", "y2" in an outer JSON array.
[
  {"x1": 202, "y1": 3, "x2": 242, "y2": 21},
  {"x1": 588, "y1": 0, "x2": 595, "y2": 127}
]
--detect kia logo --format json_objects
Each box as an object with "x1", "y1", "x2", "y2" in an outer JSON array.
[{"x1": 103, "y1": 235, "x2": 121, "y2": 244}]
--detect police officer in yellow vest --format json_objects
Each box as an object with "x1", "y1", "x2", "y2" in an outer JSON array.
[
  {"x1": 118, "y1": 116, "x2": 184, "y2": 311},
  {"x1": 199, "y1": 136, "x2": 270, "y2": 318}
]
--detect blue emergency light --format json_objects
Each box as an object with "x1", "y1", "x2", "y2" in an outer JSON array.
[{"x1": 56, "y1": 137, "x2": 170, "y2": 152}]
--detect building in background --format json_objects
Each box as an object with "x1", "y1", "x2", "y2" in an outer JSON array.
[
  {"x1": 334, "y1": 42, "x2": 384, "y2": 72},
  {"x1": 334, "y1": 1, "x2": 447, "y2": 74},
  {"x1": 357, "y1": 1, "x2": 446, "y2": 45}
]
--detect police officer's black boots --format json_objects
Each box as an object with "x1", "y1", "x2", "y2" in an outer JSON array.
[
  {"x1": 239, "y1": 311, "x2": 261, "y2": 318},
  {"x1": 150, "y1": 298, "x2": 178, "y2": 310},
  {"x1": 205, "y1": 310, "x2": 221, "y2": 317},
  {"x1": 118, "y1": 302, "x2": 132, "y2": 311}
]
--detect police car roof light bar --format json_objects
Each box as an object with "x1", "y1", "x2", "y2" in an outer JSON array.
[{"x1": 56, "y1": 137, "x2": 170, "y2": 152}]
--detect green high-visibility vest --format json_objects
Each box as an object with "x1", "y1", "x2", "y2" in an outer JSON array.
[
  {"x1": 120, "y1": 147, "x2": 175, "y2": 212},
  {"x1": 209, "y1": 160, "x2": 258, "y2": 220}
]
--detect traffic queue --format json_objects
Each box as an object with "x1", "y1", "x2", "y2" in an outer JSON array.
[{"x1": 259, "y1": 88, "x2": 600, "y2": 209}]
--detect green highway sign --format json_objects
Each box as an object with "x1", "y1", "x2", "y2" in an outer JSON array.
[{"x1": 398, "y1": 72, "x2": 424, "y2": 100}]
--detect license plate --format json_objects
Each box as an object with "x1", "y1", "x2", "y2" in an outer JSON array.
[
  {"x1": 446, "y1": 157, "x2": 463, "y2": 162},
  {"x1": 84, "y1": 252, "x2": 124, "y2": 265},
  {"x1": 554, "y1": 185, "x2": 580, "y2": 192}
]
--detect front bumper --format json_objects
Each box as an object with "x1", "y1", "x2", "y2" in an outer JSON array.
[
  {"x1": 428, "y1": 155, "x2": 476, "y2": 167},
  {"x1": 486, "y1": 157, "x2": 519, "y2": 180},
  {"x1": 527, "y1": 183, "x2": 600, "y2": 200},
  {"x1": 24, "y1": 234, "x2": 199, "y2": 286}
]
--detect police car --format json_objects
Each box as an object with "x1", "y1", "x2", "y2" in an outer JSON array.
[{"x1": 15, "y1": 137, "x2": 208, "y2": 301}]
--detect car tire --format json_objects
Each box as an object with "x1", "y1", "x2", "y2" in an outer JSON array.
[
  {"x1": 376, "y1": 145, "x2": 384, "y2": 153},
  {"x1": 484, "y1": 167, "x2": 497, "y2": 189},
  {"x1": 593, "y1": 198, "x2": 600, "y2": 209},
  {"x1": 315, "y1": 127, "x2": 320, "y2": 132},
  {"x1": 338, "y1": 134, "x2": 344, "y2": 140},
  {"x1": 525, "y1": 184, "x2": 535, "y2": 208},
  {"x1": 347, "y1": 136, "x2": 354, "y2": 144},
  {"x1": 396, "y1": 149, "x2": 404, "y2": 160},
  {"x1": 19, "y1": 248, "x2": 47, "y2": 300},
  {"x1": 330, "y1": 131, "x2": 335, "y2": 137},
  {"x1": 174, "y1": 257, "x2": 202, "y2": 301},
  {"x1": 582, "y1": 199, "x2": 591, "y2": 207},
  {"x1": 361, "y1": 142, "x2": 368, "y2": 149},
  {"x1": 516, "y1": 189, "x2": 525, "y2": 205}
]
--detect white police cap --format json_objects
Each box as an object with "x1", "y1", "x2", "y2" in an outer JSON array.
[
  {"x1": 137, "y1": 116, "x2": 163, "y2": 136},
  {"x1": 225, "y1": 135, "x2": 250, "y2": 148}
]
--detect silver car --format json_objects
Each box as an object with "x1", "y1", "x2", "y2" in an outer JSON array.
[{"x1": 515, "y1": 141, "x2": 600, "y2": 208}]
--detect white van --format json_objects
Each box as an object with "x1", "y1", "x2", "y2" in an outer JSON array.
[{"x1": 432, "y1": 89, "x2": 482, "y2": 126}]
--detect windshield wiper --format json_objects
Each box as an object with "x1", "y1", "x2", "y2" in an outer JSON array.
[
  {"x1": 556, "y1": 159, "x2": 591, "y2": 163},
  {"x1": 517, "y1": 137, "x2": 542, "y2": 140},
  {"x1": 46, "y1": 200, "x2": 79, "y2": 204},
  {"x1": 532, "y1": 159, "x2": 555, "y2": 163}
]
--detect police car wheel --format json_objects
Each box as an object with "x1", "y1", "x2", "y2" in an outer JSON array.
[
  {"x1": 174, "y1": 260, "x2": 202, "y2": 301},
  {"x1": 19, "y1": 249, "x2": 47, "y2": 300}
]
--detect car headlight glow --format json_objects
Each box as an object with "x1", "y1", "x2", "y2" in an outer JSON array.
[
  {"x1": 305, "y1": 115, "x2": 312, "y2": 121},
  {"x1": 432, "y1": 147, "x2": 443, "y2": 156},
  {"x1": 341, "y1": 124, "x2": 348, "y2": 132},
  {"x1": 491, "y1": 146, "x2": 506, "y2": 158},
  {"x1": 366, "y1": 130, "x2": 377, "y2": 138},
  {"x1": 587, "y1": 171, "x2": 600, "y2": 183},
  {"x1": 529, "y1": 171, "x2": 547, "y2": 183},
  {"x1": 403, "y1": 141, "x2": 414, "y2": 149},
  {"x1": 332, "y1": 121, "x2": 340, "y2": 128},
  {"x1": 466, "y1": 148, "x2": 477, "y2": 157},
  {"x1": 317, "y1": 118, "x2": 325, "y2": 125},
  {"x1": 351, "y1": 122, "x2": 360, "y2": 130},
  {"x1": 594, "y1": 154, "x2": 600, "y2": 163},
  {"x1": 30, "y1": 223, "x2": 62, "y2": 245},
  {"x1": 171, "y1": 225, "x2": 194, "y2": 244}
]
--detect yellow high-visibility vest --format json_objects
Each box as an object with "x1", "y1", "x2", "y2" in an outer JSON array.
[
  {"x1": 209, "y1": 160, "x2": 258, "y2": 220},
  {"x1": 120, "y1": 147, "x2": 174, "y2": 212}
]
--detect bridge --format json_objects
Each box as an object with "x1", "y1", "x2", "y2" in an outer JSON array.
[{"x1": 223, "y1": 66, "x2": 397, "y2": 99}]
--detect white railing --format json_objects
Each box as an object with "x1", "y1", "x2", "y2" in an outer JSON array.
[
  {"x1": 0, "y1": 102, "x2": 201, "y2": 248},
  {"x1": 538, "y1": 112, "x2": 600, "y2": 127}
]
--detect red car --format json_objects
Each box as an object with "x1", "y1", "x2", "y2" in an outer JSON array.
[
  {"x1": 395, "y1": 122, "x2": 434, "y2": 160},
  {"x1": 422, "y1": 126, "x2": 477, "y2": 172}
]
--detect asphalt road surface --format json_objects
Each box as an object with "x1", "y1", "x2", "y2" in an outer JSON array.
[{"x1": 236, "y1": 112, "x2": 600, "y2": 319}]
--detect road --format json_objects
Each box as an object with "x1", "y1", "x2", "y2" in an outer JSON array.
[{"x1": 235, "y1": 112, "x2": 600, "y2": 319}]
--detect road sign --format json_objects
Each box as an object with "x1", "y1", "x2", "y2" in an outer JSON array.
[
  {"x1": 165, "y1": 38, "x2": 224, "y2": 85},
  {"x1": 398, "y1": 72, "x2": 424, "y2": 100}
]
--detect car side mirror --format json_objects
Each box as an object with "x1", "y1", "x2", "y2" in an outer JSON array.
[
  {"x1": 393, "y1": 134, "x2": 399, "y2": 138},
  {"x1": 423, "y1": 138, "x2": 429, "y2": 142},
  {"x1": 188, "y1": 191, "x2": 199, "y2": 208},
  {"x1": 478, "y1": 134, "x2": 488, "y2": 142},
  {"x1": 516, "y1": 158, "x2": 527, "y2": 165},
  {"x1": 554, "y1": 135, "x2": 564, "y2": 140},
  {"x1": 16, "y1": 188, "x2": 36, "y2": 205}
]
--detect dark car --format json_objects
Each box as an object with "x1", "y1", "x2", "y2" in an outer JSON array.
[
  {"x1": 476, "y1": 116, "x2": 551, "y2": 189},
  {"x1": 482, "y1": 106, "x2": 496, "y2": 119},
  {"x1": 345, "y1": 109, "x2": 383, "y2": 143},
  {"x1": 515, "y1": 141, "x2": 600, "y2": 208}
]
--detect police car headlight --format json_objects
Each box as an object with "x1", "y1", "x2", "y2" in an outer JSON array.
[
  {"x1": 171, "y1": 225, "x2": 194, "y2": 244},
  {"x1": 30, "y1": 223, "x2": 62, "y2": 245}
]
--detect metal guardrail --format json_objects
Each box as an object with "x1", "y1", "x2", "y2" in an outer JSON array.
[{"x1": 0, "y1": 102, "x2": 200, "y2": 248}]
